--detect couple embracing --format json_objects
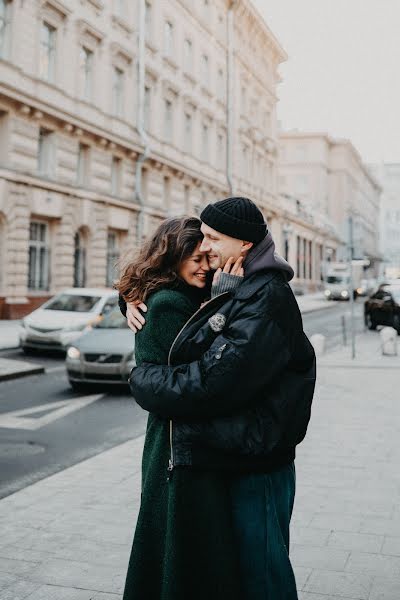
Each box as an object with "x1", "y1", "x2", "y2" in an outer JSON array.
[{"x1": 117, "y1": 197, "x2": 316, "y2": 600}]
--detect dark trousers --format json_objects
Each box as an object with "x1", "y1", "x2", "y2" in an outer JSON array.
[{"x1": 230, "y1": 462, "x2": 298, "y2": 600}]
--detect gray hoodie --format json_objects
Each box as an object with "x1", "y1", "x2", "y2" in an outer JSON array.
[{"x1": 244, "y1": 232, "x2": 294, "y2": 281}]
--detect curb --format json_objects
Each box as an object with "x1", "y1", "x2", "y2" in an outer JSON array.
[
  {"x1": 300, "y1": 303, "x2": 338, "y2": 315},
  {"x1": 0, "y1": 365, "x2": 45, "y2": 382}
]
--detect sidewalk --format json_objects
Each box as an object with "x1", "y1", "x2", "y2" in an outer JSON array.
[
  {"x1": 0, "y1": 320, "x2": 21, "y2": 351},
  {"x1": 1, "y1": 329, "x2": 400, "y2": 598}
]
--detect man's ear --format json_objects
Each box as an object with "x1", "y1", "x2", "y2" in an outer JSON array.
[{"x1": 241, "y1": 241, "x2": 253, "y2": 254}]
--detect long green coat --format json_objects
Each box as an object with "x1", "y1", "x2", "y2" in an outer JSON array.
[{"x1": 122, "y1": 284, "x2": 242, "y2": 600}]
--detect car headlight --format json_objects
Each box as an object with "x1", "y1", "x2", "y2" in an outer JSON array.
[
  {"x1": 67, "y1": 347, "x2": 81, "y2": 360},
  {"x1": 341, "y1": 290, "x2": 349, "y2": 298},
  {"x1": 324, "y1": 290, "x2": 331, "y2": 296}
]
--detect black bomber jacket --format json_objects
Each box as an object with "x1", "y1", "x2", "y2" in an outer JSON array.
[{"x1": 128, "y1": 268, "x2": 316, "y2": 475}]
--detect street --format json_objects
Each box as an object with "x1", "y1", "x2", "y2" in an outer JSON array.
[{"x1": 0, "y1": 299, "x2": 364, "y2": 500}]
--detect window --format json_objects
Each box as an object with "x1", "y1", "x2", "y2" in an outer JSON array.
[
  {"x1": 38, "y1": 128, "x2": 55, "y2": 177},
  {"x1": 28, "y1": 221, "x2": 50, "y2": 291},
  {"x1": 144, "y1": 85, "x2": 151, "y2": 130},
  {"x1": 74, "y1": 230, "x2": 86, "y2": 287},
  {"x1": 111, "y1": 156, "x2": 122, "y2": 196},
  {"x1": 0, "y1": 0, "x2": 11, "y2": 59},
  {"x1": 77, "y1": 143, "x2": 90, "y2": 186},
  {"x1": 201, "y1": 123, "x2": 209, "y2": 161},
  {"x1": 183, "y1": 38, "x2": 192, "y2": 72},
  {"x1": 164, "y1": 21, "x2": 173, "y2": 57},
  {"x1": 164, "y1": 99, "x2": 173, "y2": 142},
  {"x1": 201, "y1": 54, "x2": 209, "y2": 86},
  {"x1": 217, "y1": 133, "x2": 224, "y2": 169},
  {"x1": 39, "y1": 22, "x2": 56, "y2": 83},
  {"x1": 79, "y1": 46, "x2": 93, "y2": 101},
  {"x1": 163, "y1": 176, "x2": 171, "y2": 208},
  {"x1": 112, "y1": 66, "x2": 124, "y2": 117},
  {"x1": 106, "y1": 231, "x2": 119, "y2": 287},
  {"x1": 184, "y1": 112, "x2": 192, "y2": 153},
  {"x1": 144, "y1": 1, "x2": 152, "y2": 39},
  {"x1": 217, "y1": 68, "x2": 224, "y2": 100}
]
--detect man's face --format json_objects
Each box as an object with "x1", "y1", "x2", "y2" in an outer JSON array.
[{"x1": 199, "y1": 223, "x2": 252, "y2": 270}]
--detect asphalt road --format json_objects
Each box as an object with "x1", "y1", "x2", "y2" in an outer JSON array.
[{"x1": 0, "y1": 299, "x2": 365, "y2": 499}]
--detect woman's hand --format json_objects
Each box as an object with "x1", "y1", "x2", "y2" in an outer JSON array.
[
  {"x1": 126, "y1": 300, "x2": 147, "y2": 332},
  {"x1": 212, "y1": 256, "x2": 244, "y2": 286}
]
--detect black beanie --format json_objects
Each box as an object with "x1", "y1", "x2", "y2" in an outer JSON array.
[{"x1": 200, "y1": 197, "x2": 268, "y2": 244}]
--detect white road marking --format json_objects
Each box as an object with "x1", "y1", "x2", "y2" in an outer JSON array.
[{"x1": 0, "y1": 394, "x2": 103, "y2": 430}]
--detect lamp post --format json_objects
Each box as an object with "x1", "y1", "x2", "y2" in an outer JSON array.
[{"x1": 282, "y1": 222, "x2": 293, "y2": 262}]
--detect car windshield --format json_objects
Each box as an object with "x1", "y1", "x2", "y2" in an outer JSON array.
[
  {"x1": 94, "y1": 307, "x2": 129, "y2": 329},
  {"x1": 327, "y1": 275, "x2": 349, "y2": 284},
  {"x1": 45, "y1": 294, "x2": 101, "y2": 312}
]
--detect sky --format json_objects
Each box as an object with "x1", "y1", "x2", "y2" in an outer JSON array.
[{"x1": 252, "y1": 0, "x2": 400, "y2": 164}]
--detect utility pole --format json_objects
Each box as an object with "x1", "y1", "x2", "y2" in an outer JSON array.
[{"x1": 348, "y1": 215, "x2": 356, "y2": 359}]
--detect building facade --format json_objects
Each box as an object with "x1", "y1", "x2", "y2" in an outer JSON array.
[
  {"x1": 279, "y1": 131, "x2": 382, "y2": 281},
  {"x1": 370, "y1": 163, "x2": 400, "y2": 277},
  {"x1": 0, "y1": 0, "x2": 290, "y2": 318}
]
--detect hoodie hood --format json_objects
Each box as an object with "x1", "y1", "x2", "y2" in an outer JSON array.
[{"x1": 243, "y1": 233, "x2": 294, "y2": 281}]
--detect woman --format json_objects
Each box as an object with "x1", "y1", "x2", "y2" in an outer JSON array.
[{"x1": 116, "y1": 217, "x2": 244, "y2": 600}]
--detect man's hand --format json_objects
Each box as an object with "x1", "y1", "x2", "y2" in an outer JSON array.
[
  {"x1": 126, "y1": 301, "x2": 147, "y2": 332},
  {"x1": 212, "y1": 256, "x2": 244, "y2": 286}
]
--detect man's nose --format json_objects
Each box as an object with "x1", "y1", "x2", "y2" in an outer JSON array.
[{"x1": 199, "y1": 239, "x2": 209, "y2": 252}]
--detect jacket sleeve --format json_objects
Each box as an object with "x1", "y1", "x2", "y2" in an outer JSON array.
[
  {"x1": 129, "y1": 301, "x2": 292, "y2": 419},
  {"x1": 118, "y1": 294, "x2": 127, "y2": 317}
]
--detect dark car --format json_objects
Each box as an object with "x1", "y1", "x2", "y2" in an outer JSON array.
[{"x1": 364, "y1": 284, "x2": 400, "y2": 333}]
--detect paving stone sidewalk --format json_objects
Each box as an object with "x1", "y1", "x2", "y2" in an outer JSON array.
[{"x1": 1, "y1": 330, "x2": 400, "y2": 599}]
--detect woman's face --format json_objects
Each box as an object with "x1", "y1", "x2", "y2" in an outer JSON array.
[{"x1": 178, "y1": 242, "x2": 210, "y2": 288}]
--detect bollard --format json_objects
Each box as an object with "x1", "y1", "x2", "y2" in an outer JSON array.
[
  {"x1": 310, "y1": 333, "x2": 326, "y2": 357},
  {"x1": 380, "y1": 327, "x2": 398, "y2": 356}
]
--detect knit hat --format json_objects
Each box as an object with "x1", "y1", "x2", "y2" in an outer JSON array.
[{"x1": 200, "y1": 197, "x2": 268, "y2": 244}]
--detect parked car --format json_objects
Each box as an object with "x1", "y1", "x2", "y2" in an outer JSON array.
[
  {"x1": 19, "y1": 288, "x2": 118, "y2": 353},
  {"x1": 66, "y1": 304, "x2": 135, "y2": 390},
  {"x1": 364, "y1": 284, "x2": 400, "y2": 333}
]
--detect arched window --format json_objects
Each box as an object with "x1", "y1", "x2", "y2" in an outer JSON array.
[
  {"x1": 106, "y1": 230, "x2": 120, "y2": 287},
  {"x1": 74, "y1": 229, "x2": 86, "y2": 287}
]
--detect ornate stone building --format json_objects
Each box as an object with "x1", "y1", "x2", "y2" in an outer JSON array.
[
  {"x1": 370, "y1": 163, "x2": 400, "y2": 277},
  {"x1": 279, "y1": 131, "x2": 382, "y2": 285},
  {"x1": 0, "y1": 0, "x2": 290, "y2": 318},
  {"x1": 0, "y1": 1, "x2": 344, "y2": 316}
]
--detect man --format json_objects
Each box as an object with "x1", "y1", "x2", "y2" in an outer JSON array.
[{"x1": 122, "y1": 197, "x2": 316, "y2": 599}]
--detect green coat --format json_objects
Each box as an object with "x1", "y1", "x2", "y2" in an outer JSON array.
[{"x1": 123, "y1": 285, "x2": 242, "y2": 600}]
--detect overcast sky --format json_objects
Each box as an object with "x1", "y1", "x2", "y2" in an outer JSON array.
[{"x1": 252, "y1": 0, "x2": 400, "y2": 165}]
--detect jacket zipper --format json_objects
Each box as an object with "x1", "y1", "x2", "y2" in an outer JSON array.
[{"x1": 166, "y1": 291, "x2": 230, "y2": 481}]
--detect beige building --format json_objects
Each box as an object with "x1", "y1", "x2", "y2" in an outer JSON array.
[
  {"x1": 279, "y1": 131, "x2": 382, "y2": 280},
  {"x1": 370, "y1": 163, "x2": 400, "y2": 276},
  {"x1": 0, "y1": 0, "x2": 290, "y2": 318}
]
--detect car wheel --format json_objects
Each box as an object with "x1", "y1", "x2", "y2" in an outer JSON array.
[
  {"x1": 393, "y1": 315, "x2": 400, "y2": 335},
  {"x1": 365, "y1": 313, "x2": 377, "y2": 330},
  {"x1": 21, "y1": 347, "x2": 36, "y2": 356}
]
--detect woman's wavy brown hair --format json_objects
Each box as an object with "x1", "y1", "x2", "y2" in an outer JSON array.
[{"x1": 115, "y1": 216, "x2": 204, "y2": 303}]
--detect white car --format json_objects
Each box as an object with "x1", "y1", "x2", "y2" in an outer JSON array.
[{"x1": 19, "y1": 288, "x2": 119, "y2": 353}]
